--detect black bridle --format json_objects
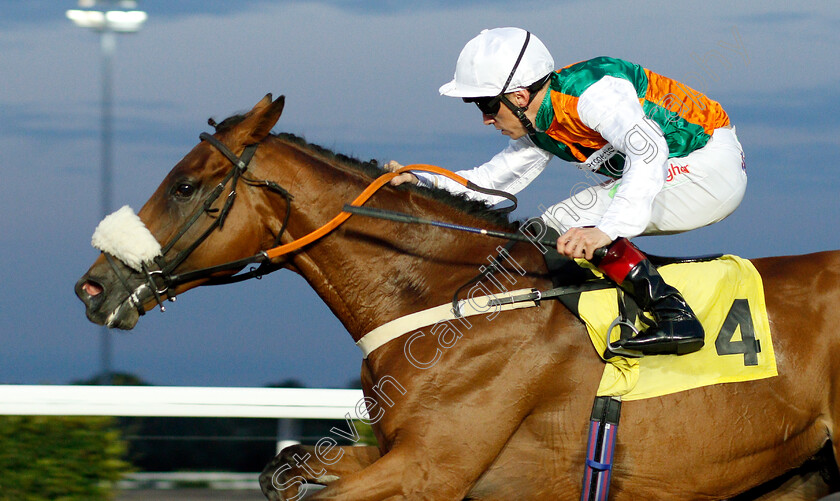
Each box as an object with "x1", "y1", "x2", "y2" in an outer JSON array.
[
  {"x1": 103, "y1": 132, "x2": 293, "y2": 316},
  {"x1": 101, "y1": 132, "x2": 521, "y2": 319}
]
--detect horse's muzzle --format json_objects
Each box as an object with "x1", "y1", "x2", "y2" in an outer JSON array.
[{"x1": 74, "y1": 269, "x2": 143, "y2": 330}]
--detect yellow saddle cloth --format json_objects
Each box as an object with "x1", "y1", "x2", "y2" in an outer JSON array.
[{"x1": 578, "y1": 255, "x2": 777, "y2": 401}]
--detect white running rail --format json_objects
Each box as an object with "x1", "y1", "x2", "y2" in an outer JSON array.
[{"x1": 0, "y1": 385, "x2": 364, "y2": 419}]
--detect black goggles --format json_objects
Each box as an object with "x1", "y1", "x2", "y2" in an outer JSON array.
[{"x1": 463, "y1": 95, "x2": 503, "y2": 116}]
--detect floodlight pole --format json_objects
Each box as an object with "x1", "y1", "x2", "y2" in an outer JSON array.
[
  {"x1": 67, "y1": 1, "x2": 147, "y2": 384},
  {"x1": 100, "y1": 29, "x2": 115, "y2": 228},
  {"x1": 100, "y1": 33, "x2": 114, "y2": 384}
]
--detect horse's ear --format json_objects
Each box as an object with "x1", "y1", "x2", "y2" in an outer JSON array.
[
  {"x1": 236, "y1": 94, "x2": 285, "y2": 145},
  {"x1": 257, "y1": 93, "x2": 273, "y2": 109}
]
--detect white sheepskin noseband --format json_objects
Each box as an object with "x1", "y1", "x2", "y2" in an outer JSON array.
[{"x1": 91, "y1": 205, "x2": 163, "y2": 272}]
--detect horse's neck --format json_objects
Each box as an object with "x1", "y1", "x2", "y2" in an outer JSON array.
[
  {"x1": 290, "y1": 204, "x2": 518, "y2": 341},
  {"x1": 268, "y1": 146, "x2": 544, "y2": 342}
]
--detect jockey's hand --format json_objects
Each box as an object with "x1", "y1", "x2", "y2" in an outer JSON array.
[
  {"x1": 556, "y1": 227, "x2": 613, "y2": 261},
  {"x1": 385, "y1": 160, "x2": 419, "y2": 186}
]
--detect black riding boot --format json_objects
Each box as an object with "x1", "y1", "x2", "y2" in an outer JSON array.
[{"x1": 594, "y1": 238, "x2": 704, "y2": 355}]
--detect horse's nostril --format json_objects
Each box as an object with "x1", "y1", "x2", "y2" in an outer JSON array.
[{"x1": 82, "y1": 280, "x2": 104, "y2": 297}]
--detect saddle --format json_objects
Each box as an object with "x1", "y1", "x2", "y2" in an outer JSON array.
[
  {"x1": 447, "y1": 224, "x2": 777, "y2": 399},
  {"x1": 537, "y1": 226, "x2": 722, "y2": 358},
  {"x1": 502, "y1": 227, "x2": 776, "y2": 400}
]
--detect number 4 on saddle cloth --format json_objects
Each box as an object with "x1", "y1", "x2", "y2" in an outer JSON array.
[{"x1": 567, "y1": 253, "x2": 778, "y2": 401}]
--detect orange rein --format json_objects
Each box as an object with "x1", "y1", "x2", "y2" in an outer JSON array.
[{"x1": 264, "y1": 165, "x2": 467, "y2": 260}]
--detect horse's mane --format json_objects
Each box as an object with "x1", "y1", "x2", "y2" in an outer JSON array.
[{"x1": 208, "y1": 114, "x2": 515, "y2": 230}]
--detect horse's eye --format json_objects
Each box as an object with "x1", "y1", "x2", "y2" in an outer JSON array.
[{"x1": 173, "y1": 182, "x2": 196, "y2": 199}]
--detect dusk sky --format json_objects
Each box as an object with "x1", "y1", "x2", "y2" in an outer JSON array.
[{"x1": 1, "y1": 1, "x2": 838, "y2": 389}]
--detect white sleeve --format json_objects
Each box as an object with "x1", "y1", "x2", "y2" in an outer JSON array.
[
  {"x1": 413, "y1": 135, "x2": 552, "y2": 206},
  {"x1": 577, "y1": 76, "x2": 669, "y2": 240}
]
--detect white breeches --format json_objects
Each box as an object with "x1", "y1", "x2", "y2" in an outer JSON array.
[{"x1": 541, "y1": 127, "x2": 747, "y2": 236}]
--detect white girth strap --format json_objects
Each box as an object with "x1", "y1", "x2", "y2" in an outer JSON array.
[{"x1": 356, "y1": 288, "x2": 539, "y2": 358}]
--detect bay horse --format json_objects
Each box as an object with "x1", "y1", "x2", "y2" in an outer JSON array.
[{"x1": 75, "y1": 94, "x2": 840, "y2": 500}]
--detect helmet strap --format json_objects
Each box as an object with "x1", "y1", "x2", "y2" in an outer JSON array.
[
  {"x1": 498, "y1": 31, "x2": 531, "y2": 96},
  {"x1": 500, "y1": 94, "x2": 538, "y2": 135},
  {"x1": 494, "y1": 30, "x2": 543, "y2": 137}
]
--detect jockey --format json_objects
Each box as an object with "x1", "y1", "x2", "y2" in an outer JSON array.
[{"x1": 387, "y1": 27, "x2": 747, "y2": 356}]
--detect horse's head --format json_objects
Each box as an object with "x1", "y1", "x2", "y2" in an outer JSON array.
[{"x1": 75, "y1": 94, "x2": 289, "y2": 329}]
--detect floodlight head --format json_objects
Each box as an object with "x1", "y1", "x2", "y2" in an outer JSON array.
[
  {"x1": 66, "y1": 8, "x2": 147, "y2": 33},
  {"x1": 104, "y1": 10, "x2": 148, "y2": 32},
  {"x1": 67, "y1": 9, "x2": 106, "y2": 30}
]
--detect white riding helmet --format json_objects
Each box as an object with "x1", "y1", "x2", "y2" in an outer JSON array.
[{"x1": 439, "y1": 27, "x2": 554, "y2": 98}]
